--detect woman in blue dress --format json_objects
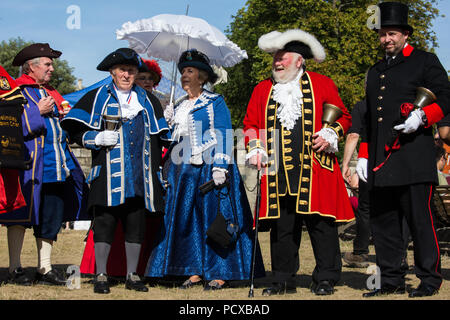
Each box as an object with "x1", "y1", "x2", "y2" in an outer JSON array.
[{"x1": 146, "y1": 49, "x2": 264, "y2": 290}]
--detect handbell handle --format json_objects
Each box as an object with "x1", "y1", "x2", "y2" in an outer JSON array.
[{"x1": 103, "y1": 115, "x2": 121, "y2": 131}]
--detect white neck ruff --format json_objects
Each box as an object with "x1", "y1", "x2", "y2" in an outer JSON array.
[
  {"x1": 172, "y1": 98, "x2": 197, "y2": 140},
  {"x1": 116, "y1": 88, "x2": 144, "y2": 120},
  {"x1": 272, "y1": 69, "x2": 303, "y2": 130}
]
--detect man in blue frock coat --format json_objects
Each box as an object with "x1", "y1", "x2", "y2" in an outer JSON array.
[{"x1": 61, "y1": 48, "x2": 171, "y2": 294}]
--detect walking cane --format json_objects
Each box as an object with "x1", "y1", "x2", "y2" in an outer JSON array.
[{"x1": 248, "y1": 165, "x2": 262, "y2": 298}]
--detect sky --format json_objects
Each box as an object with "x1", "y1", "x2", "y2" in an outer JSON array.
[{"x1": 0, "y1": 0, "x2": 449, "y2": 89}]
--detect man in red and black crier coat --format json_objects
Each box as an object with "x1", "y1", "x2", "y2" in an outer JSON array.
[
  {"x1": 243, "y1": 29, "x2": 354, "y2": 296},
  {"x1": 356, "y1": 2, "x2": 450, "y2": 298},
  {"x1": 0, "y1": 65, "x2": 26, "y2": 214}
]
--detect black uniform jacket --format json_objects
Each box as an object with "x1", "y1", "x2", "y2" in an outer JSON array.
[{"x1": 362, "y1": 44, "x2": 450, "y2": 187}]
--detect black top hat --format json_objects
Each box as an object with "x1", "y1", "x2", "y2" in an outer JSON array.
[
  {"x1": 378, "y1": 2, "x2": 414, "y2": 35},
  {"x1": 12, "y1": 43, "x2": 62, "y2": 66},
  {"x1": 177, "y1": 49, "x2": 218, "y2": 84},
  {"x1": 97, "y1": 48, "x2": 148, "y2": 72}
]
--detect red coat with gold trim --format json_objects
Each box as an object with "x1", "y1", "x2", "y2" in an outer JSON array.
[
  {"x1": 243, "y1": 71, "x2": 354, "y2": 222},
  {"x1": 0, "y1": 65, "x2": 26, "y2": 213}
]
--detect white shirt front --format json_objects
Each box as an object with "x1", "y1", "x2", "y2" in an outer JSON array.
[
  {"x1": 115, "y1": 88, "x2": 144, "y2": 120},
  {"x1": 272, "y1": 69, "x2": 303, "y2": 130},
  {"x1": 172, "y1": 98, "x2": 197, "y2": 141}
]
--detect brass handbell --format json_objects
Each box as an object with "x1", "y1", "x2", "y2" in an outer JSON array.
[
  {"x1": 413, "y1": 87, "x2": 437, "y2": 109},
  {"x1": 103, "y1": 115, "x2": 121, "y2": 131},
  {"x1": 322, "y1": 103, "x2": 343, "y2": 128},
  {"x1": 316, "y1": 103, "x2": 343, "y2": 169}
]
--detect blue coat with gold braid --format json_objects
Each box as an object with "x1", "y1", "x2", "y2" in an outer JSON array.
[
  {"x1": 146, "y1": 90, "x2": 265, "y2": 281},
  {"x1": 60, "y1": 81, "x2": 171, "y2": 213}
]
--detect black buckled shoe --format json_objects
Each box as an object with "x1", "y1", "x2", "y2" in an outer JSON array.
[
  {"x1": 8, "y1": 267, "x2": 33, "y2": 286},
  {"x1": 363, "y1": 284, "x2": 405, "y2": 298},
  {"x1": 35, "y1": 269, "x2": 67, "y2": 286},
  {"x1": 408, "y1": 283, "x2": 438, "y2": 298},
  {"x1": 311, "y1": 280, "x2": 335, "y2": 296},
  {"x1": 203, "y1": 280, "x2": 228, "y2": 291},
  {"x1": 125, "y1": 273, "x2": 148, "y2": 292},
  {"x1": 179, "y1": 278, "x2": 203, "y2": 289},
  {"x1": 94, "y1": 273, "x2": 110, "y2": 294},
  {"x1": 262, "y1": 282, "x2": 297, "y2": 296}
]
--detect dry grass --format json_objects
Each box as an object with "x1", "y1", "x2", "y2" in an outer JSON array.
[{"x1": 0, "y1": 226, "x2": 448, "y2": 301}]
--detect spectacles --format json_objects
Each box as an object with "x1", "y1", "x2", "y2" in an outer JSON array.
[{"x1": 136, "y1": 76, "x2": 155, "y2": 82}]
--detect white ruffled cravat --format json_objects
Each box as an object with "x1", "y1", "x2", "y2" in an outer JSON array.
[
  {"x1": 272, "y1": 69, "x2": 303, "y2": 130},
  {"x1": 116, "y1": 89, "x2": 144, "y2": 120},
  {"x1": 172, "y1": 98, "x2": 197, "y2": 141}
]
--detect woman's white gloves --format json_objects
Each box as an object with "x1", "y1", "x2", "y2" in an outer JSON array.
[
  {"x1": 164, "y1": 103, "x2": 175, "y2": 127},
  {"x1": 212, "y1": 169, "x2": 227, "y2": 186}
]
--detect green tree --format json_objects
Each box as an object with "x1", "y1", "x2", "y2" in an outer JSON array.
[
  {"x1": 0, "y1": 37, "x2": 77, "y2": 95},
  {"x1": 216, "y1": 0, "x2": 442, "y2": 128}
]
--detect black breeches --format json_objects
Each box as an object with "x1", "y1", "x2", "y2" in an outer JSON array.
[
  {"x1": 93, "y1": 197, "x2": 146, "y2": 244},
  {"x1": 270, "y1": 196, "x2": 342, "y2": 286}
]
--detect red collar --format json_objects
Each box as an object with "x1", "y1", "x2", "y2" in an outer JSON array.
[
  {"x1": 15, "y1": 74, "x2": 65, "y2": 111},
  {"x1": 402, "y1": 43, "x2": 414, "y2": 57},
  {"x1": 14, "y1": 74, "x2": 41, "y2": 87}
]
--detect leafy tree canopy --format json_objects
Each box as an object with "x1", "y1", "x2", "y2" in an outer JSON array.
[
  {"x1": 216, "y1": 0, "x2": 442, "y2": 128},
  {"x1": 0, "y1": 37, "x2": 77, "y2": 95}
]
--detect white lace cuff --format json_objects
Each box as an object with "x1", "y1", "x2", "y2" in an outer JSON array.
[
  {"x1": 212, "y1": 167, "x2": 228, "y2": 174},
  {"x1": 316, "y1": 127, "x2": 339, "y2": 154},
  {"x1": 245, "y1": 148, "x2": 268, "y2": 162}
]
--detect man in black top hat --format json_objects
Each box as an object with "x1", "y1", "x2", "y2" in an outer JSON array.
[
  {"x1": 61, "y1": 48, "x2": 171, "y2": 294},
  {"x1": 356, "y1": 2, "x2": 450, "y2": 298}
]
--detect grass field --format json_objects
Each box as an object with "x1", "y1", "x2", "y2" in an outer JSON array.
[{"x1": 0, "y1": 225, "x2": 448, "y2": 301}]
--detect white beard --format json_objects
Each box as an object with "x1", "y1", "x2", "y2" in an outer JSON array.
[
  {"x1": 272, "y1": 68, "x2": 303, "y2": 130},
  {"x1": 272, "y1": 63, "x2": 301, "y2": 84}
]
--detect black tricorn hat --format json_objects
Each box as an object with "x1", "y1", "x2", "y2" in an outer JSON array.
[
  {"x1": 12, "y1": 43, "x2": 62, "y2": 66},
  {"x1": 97, "y1": 48, "x2": 148, "y2": 72},
  {"x1": 378, "y1": 2, "x2": 414, "y2": 35},
  {"x1": 177, "y1": 49, "x2": 218, "y2": 84}
]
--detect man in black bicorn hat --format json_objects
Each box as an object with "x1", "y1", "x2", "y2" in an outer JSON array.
[
  {"x1": 356, "y1": 2, "x2": 450, "y2": 298},
  {"x1": 61, "y1": 48, "x2": 171, "y2": 294}
]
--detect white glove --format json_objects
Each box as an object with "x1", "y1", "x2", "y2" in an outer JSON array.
[
  {"x1": 164, "y1": 103, "x2": 174, "y2": 126},
  {"x1": 212, "y1": 170, "x2": 227, "y2": 186},
  {"x1": 393, "y1": 109, "x2": 424, "y2": 134},
  {"x1": 94, "y1": 130, "x2": 119, "y2": 147},
  {"x1": 356, "y1": 158, "x2": 368, "y2": 183}
]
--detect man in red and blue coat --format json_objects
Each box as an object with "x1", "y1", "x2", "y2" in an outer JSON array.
[
  {"x1": 243, "y1": 29, "x2": 354, "y2": 296},
  {"x1": 0, "y1": 43, "x2": 89, "y2": 286},
  {"x1": 356, "y1": 2, "x2": 450, "y2": 298}
]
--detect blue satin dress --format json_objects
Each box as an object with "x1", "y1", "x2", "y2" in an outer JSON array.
[{"x1": 146, "y1": 94, "x2": 264, "y2": 281}]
